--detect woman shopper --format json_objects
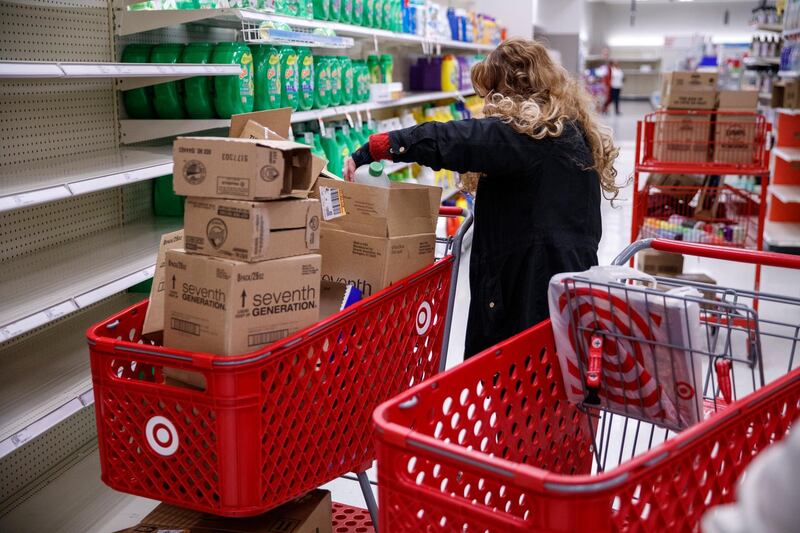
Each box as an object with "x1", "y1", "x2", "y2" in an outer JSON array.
[
  {"x1": 599, "y1": 60, "x2": 624, "y2": 115},
  {"x1": 344, "y1": 38, "x2": 620, "y2": 358}
]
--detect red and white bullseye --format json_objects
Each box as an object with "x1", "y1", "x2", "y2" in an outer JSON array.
[
  {"x1": 416, "y1": 301, "x2": 432, "y2": 335},
  {"x1": 675, "y1": 381, "x2": 696, "y2": 400},
  {"x1": 146, "y1": 415, "x2": 179, "y2": 456}
]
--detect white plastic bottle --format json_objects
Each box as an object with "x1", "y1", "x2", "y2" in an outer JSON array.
[{"x1": 354, "y1": 161, "x2": 391, "y2": 187}]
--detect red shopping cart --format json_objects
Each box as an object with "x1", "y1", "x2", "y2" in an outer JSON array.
[
  {"x1": 86, "y1": 206, "x2": 471, "y2": 521},
  {"x1": 374, "y1": 239, "x2": 800, "y2": 532}
]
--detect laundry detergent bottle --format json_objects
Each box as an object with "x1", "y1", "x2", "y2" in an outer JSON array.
[
  {"x1": 328, "y1": 55, "x2": 342, "y2": 106},
  {"x1": 313, "y1": 55, "x2": 330, "y2": 109},
  {"x1": 279, "y1": 46, "x2": 299, "y2": 111},
  {"x1": 297, "y1": 47, "x2": 315, "y2": 111}
]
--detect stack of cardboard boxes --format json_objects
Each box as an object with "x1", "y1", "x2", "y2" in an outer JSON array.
[
  {"x1": 162, "y1": 111, "x2": 325, "y2": 358},
  {"x1": 141, "y1": 109, "x2": 441, "y2": 363},
  {"x1": 656, "y1": 72, "x2": 758, "y2": 165}
]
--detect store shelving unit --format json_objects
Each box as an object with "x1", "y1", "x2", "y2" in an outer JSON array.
[
  {"x1": 120, "y1": 89, "x2": 476, "y2": 143},
  {"x1": 0, "y1": 146, "x2": 172, "y2": 213},
  {"x1": 0, "y1": 216, "x2": 181, "y2": 343}
]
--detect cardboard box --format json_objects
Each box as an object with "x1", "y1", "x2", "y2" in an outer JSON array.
[
  {"x1": 783, "y1": 80, "x2": 800, "y2": 109},
  {"x1": 653, "y1": 113, "x2": 711, "y2": 163},
  {"x1": 637, "y1": 249, "x2": 684, "y2": 277},
  {"x1": 142, "y1": 229, "x2": 185, "y2": 339},
  {"x1": 172, "y1": 137, "x2": 315, "y2": 200},
  {"x1": 163, "y1": 250, "x2": 321, "y2": 356},
  {"x1": 320, "y1": 280, "x2": 362, "y2": 319},
  {"x1": 713, "y1": 91, "x2": 759, "y2": 165},
  {"x1": 184, "y1": 197, "x2": 321, "y2": 262},
  {"x1": 320, "y1": 228, "x2": 436, "y2": 297},
  {"x1": 645, "y1": 173, "x2": 703, "y2": 193},
  {"x1": 772, "y1": 82, "x2": 786, "y2": 109},
  {"x1": 661, "y1": 72, "x2": 717, "y2": 110},
  {"x1": 116, "y1": 489, "x2": 331, "y2": 533},
  {"x1": 315, "y1": 177, "x2": 440, "y2": 297}
]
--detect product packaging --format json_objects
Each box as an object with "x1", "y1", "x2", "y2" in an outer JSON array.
[
  {"x1": 320, "y1": 280, "x2": 362, "y2": 319},
  {"x1": 113, "y1": 489, "x2": 332, "y2": 533},
  {"x1": 184, "y1": 197, "x2": 321, "y2": 262},
  {"x1": 163, "y1": 249, "x2": 321, "y2": 356},
  {"x1": 713, "y1": 90, "x2": 759, "y2": 165},
  {"x1": 315, "y1": 177, "x2": 440, "y2": 297},
  {"x1": 142, "y1": 229, "x2": 185, "y2": 340},
  {"x1": 637, "y1": 249, "x2": 684, "y2": 276},
  {"x1": 653, "y1": 113, "x2": 712, "y2": 163},
  {"x1": 182, "y1": 42, "x2": 217, "y2": 119},
  {"x1": 172, "y1": 136, "x2": 315, "y2": 200},
  {"x1": 548, "y1": 266, "x2": 705, "y2": 431},
  {"x1": 660, "y1": 71, "x2": 718, "y2": 110}
]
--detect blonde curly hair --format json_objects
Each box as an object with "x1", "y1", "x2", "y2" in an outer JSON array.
[{"x1": 463, "y1": 38, "x2": 620, "y2": 200}]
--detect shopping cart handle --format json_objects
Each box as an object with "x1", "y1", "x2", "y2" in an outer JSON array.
[
  {"x1": 439, "y1": 205, "x2": 466, "y2": 217},
  {"x1": 613, "y1": 238, "x2": 800, "y2": 270}
]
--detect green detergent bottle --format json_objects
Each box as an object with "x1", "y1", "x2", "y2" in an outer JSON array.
[
  {"x1": 352, "y1": 0, "x2": 364, "y2": 25},
  {"x1": 312, "y1": 133, "x2": 327, "y2": 164},
  {"x1": 340, "y1": 0, "x2": 352, "y2": 23},
  {"x1": 297, "y1": 48, "x2": 315, "y2": 111},
  {"x1": 313, "y1": 0, "x2": 328, "y2": 19},
  {"x1": 181, "y1": 43, "x2": 216, "y2": 119},
  {"x1": 279, "y1": 46, "x2": 299, "y2": 111},
  {"x1": 251, "y1": 45, "x2": 271, "y2": 111},
  {"x1": 212, "y1": 42, "x2": 254, "y2": 118},
  {"x1": 321, "y1": 127, "x2": 344, "y2": 177},
  {"x1": 313, "y1": 55, "x2": 330, "y2": 109},
  {"x1": 340, "y1": 56, "x2": 354, "y2": 105},
  {"x1": 154, "y1": 175, "x2": 185, "y2": 217},
  {"x1": 363, "y1": 0, "x2": 373, "y2": 26},
  {"x1": 383, "y1": 0, "x2": 392, "y2": 30},
  {"x1": 302, "y1": 132, "x2": 328, "y2": 162},
  {"x1": 328, "y1": 56, "x2": 342, "y2": 106},
  {"x1": 335, "y1": 126, "x2": 353, "y2": 164},
  {"x1": 151, "y1": 43, "x2": 186, "y2": 119},
  {"x1": 328, "y1": 0, "x2": 341, "y2": 22},
  {"x1": 373, "y1": 0, "x2": 384, "y2": 28},
  {"x1": 121, "y1": 44, "x2": 155, "y2": 119},
  {"x1": 367, "y1": 54, "x2": 381, "y2": 84},
  {"x1": 342, "y1": 124, "x2": 361, "y2": 154},
  {"x1": 264, "y1": 45, "x2": 282, "y2": 109}
]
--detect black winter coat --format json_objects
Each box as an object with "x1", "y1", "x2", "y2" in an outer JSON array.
[{"x1": 386, "y1": 117, "x2": 602, "y2": 358}]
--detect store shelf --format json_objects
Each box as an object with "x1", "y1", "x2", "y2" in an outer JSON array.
[
  {"x1": 0, "y1": 216, "x2": 181, "y2": 343},
  {"x1": 744, "y1": 56, "x2": 781, "y2": 67},
  {"x1": 776, "y1": 107, "x2": 800, "y2": 115},
  {"x1": 778, "y1": 70, "x2": 799, "y2": 78},
  {"x1": 0, "y1": 146, "x2": 172, "y2": 213},
  {"x1": 773, "y1": 146, "x2": 800, "y2": 162},
  {"x1": 764, "y1": 220, "x2": 800, "y2": 247},
  {"x1": 0, "y1": 293, "x2": 143, "y2": 458},
  {"x1": 770, "y1": 185, "x2": 800, "y2": 204},
  {"x1": 753, "y1": 23, "x2": 783, "y2": 33},
  {"x1": 783, "y1": 28, "x2": 800, "y2": 39},
  {"x1": 116, "y1": 8, "x2": 493, "y2": 52},
  {"x1": 120, "y1": 89, "x2": 476, "y2": 143},
  {"x1": 0, "y1": 61, "x2": 242, "y2": 90}
]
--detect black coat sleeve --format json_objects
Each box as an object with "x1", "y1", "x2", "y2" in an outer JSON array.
[{"x1": 387, "y1": 118, "x2": 529, "y2": 174}]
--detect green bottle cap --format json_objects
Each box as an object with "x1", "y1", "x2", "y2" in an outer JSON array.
[{"x1": 368, "y1": 161, "x2": 384, "y2": 177}]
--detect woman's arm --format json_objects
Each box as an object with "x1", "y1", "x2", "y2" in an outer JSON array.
[{"x1": 349, "y1": 118, "x2": 507, "y2": 177}]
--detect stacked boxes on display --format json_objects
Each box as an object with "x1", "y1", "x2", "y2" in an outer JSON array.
[
  {"x1": 713, "y1": 90, "x2": 759, "y2": 165},
  {"x1": 164, "y1": 109, "x2": 325, "y2": 357},
  {"x1": 656, "y1": 72, "x2": 717, "y2": 163}
]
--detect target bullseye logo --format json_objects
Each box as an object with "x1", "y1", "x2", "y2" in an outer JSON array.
[
  {"x1": 675, "y1": 381, "x2": 696, "y2": 400},
  {"x1": 416, "y1": 301, "x2": 432, "y2": 335},
  {"x1": 145, "y1": 416, "x2": 179, "y2": 456}
]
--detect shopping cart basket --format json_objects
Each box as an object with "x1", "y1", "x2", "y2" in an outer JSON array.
[
  {"x1": 87, "y1": 206, "x2": 472, "y2": 519},
  {"x1": 374, "y1": 238, "x2": 800, "y2": 532}
]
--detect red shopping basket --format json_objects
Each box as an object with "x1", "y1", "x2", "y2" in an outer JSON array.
[
  {"x1": 87, "y1": 207, "x2": 472, "y2": 518},
  {"x1": 374, "y1": 239, "x2": 800, "y2": 532}
]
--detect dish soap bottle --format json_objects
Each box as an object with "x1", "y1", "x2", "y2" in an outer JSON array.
[
  {"x1": 279, "y1": 46, "x2": 299, "y2": 111},
  {"x1": 297, "y1": 47, "x2": 315, "y2": 111}
]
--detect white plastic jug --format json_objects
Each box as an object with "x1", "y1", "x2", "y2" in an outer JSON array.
[{"x1": 354, "y1": 161, "x2": 391, "y2": 187}]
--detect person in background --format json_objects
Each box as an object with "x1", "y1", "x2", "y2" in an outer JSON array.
[
  {"x1": 597, "y1": 60, "x2": 624, "y2": 115},
  {"x1": 343, "y1": 38, "x2": 620, "y2": 359}
]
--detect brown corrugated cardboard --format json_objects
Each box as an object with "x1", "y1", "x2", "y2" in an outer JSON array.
[
  {"x1": 142, "y1": 229, "x2": 185, "y2": 339},
  {"x1": 661, "y1": 72, "x2": 717, "y2": 110},
  {"x1": 314, "y1": 177, "x2": 440, "y2": 238},
  {"x1": 772, "y1": 82, "x2": 786, "y2": 108},
  {"x1": 783, "y1": 80, "x2": 800, "y2": 108},
  {"x1": 645, "y1": 173, "x2": 703, "y2": 190},
  {"x1": 164, "y1": 250, "x2": 321, "y2": 356},
  {"x1": 717, "y1": 90, "x2": 759, "y2": 109},
  {"x1": 320, "y1": 227, "x2": 435, "y2": 298},
  {"x1": 654, "y1": 114, "x2": 711, "y2": 163},
  {"x1": 116, "y1": 489, "x2": 331, "y2": 533},
  {"x1": 713, "y1": 90, "x2": 758, "y2": 165},
  {"x1": 184, "y1": 198, "x2": 321, "y2": 262},
  {"x1": 232, "y1": 110, "x2": 328, "y2": 180},
  {"x1": 172, "y1": 137, "x2": 314, "y2": 200},
  {"x1": 637, "y1": 249, "x2": 684, "y2": 277}
]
